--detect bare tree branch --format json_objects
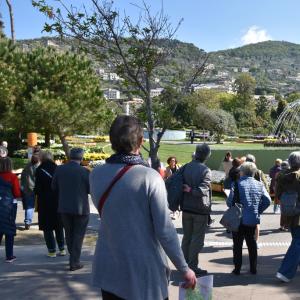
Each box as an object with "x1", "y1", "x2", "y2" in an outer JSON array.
[{"x1": 5, "y1": 0, "x2": 15, "y2": 42}]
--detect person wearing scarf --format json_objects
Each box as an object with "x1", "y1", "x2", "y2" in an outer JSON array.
[{"x1": 90, "y1": 115, "x2": 196, "y2": 300}]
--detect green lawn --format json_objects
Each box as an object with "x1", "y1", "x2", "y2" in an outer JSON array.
[
  {"x1": 11, "y1": 140, "x2": 300, "y2": 174},
  {"x1": 140, "y1": 142, "x2": 266, "y2": 165},
  {"x1": 12, "y1": 158, "x2": 28, "y2": 169},
  {"x1": 141, "y1": 141, "x2": 300, "y2": 173}
]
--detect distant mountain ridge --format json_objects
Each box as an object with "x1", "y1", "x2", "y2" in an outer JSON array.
[
  {"x1": 17, "y1": 38, "x2": 300, "y2": 94},
  {"x1": 209, "y1": 41, "x2": 300, "y2": 94}
]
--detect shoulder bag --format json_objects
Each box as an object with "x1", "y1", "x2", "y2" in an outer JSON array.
[
  {"x1": 97, "y1": 165, "x2": 133, "y2": 217},
  {"x1": 220, "y1": 181, "x2": 243, "y2": 232}
]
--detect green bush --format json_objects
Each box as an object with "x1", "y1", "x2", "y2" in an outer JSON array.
[{"x1": 0, "y1": 129, "x2": 24, "y2": 155}]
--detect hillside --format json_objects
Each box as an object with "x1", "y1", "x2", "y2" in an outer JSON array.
[
  {"x1": 17, "y1": 38, "x2": 300, "y2": 94},
  {"x1": 209, "y1": 41, "x2": 300, "y2": 94}
]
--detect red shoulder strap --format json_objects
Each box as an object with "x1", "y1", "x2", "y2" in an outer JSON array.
[{"x1": 98, "y1": 165, "x2": 133, "y2": 217}]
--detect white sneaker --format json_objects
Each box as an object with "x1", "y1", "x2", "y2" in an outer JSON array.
[
  {"x1": 47, "y1": 252, "x2": 57, "y2": 258},
  {"x1": 276, "y1": 272, "x2": 290, "y2": 283}
]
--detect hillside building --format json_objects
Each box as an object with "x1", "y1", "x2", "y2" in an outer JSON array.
[
  {"x1": 103, "y1": 88, "x2": 121, "y2": 100},
  {"x1": 150, "y1": 88, "x2": 164, "y2": 98}
]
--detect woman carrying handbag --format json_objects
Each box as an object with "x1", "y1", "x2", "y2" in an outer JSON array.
[{"x1": 227, "y1": 162, "x2": 271, "y2": 275}]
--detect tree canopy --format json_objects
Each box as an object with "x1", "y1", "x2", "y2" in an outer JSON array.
[
  {"x1": 0, "y1": 42, "x2": 114, "y2": 156},
  {"x1": 32, "y1": 0, "x2": 208, "y2": 166}
]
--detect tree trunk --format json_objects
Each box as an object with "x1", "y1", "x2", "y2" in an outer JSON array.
[
  {"x1": 144, "y1": 86, "x2": 159, "y2": 168},
  {"x1": 58, "y1": 132, "x2": 70, "y2": 159},
  {"x1": 44, "y1": 131, "x2": 51, "y2": 147},
  {"x1": 5, "y1": 0, "x2": 15, "y2": 42}
]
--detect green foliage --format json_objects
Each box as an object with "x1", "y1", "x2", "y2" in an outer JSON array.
[
  {"x1": 256, "y1": 96, "x2": 269, "y2": 119},
  {"x1": 231, "y1": 74, "x2": 258, "y2": 129},
  {"x1": 0, "y1": 12, "x2": 5, "y2": 38},
  {"x1": 234, "y1": 73, "x2": 256, "y2": 106},
  {"x1": 233, "y1": 108, "x2": 257, "y2": 130},
  {"x1": 0, "y1": 43, "x2": 115, "y2": 155},
  {"x1": 255, "y1": 96, "x2": 273, "y2": 133},
  {"x1": 193, "y1": 107, "x2": 236, "y2": 143},
  {"x1": 187, "y1": 89, "x2": 221, "y2": 109},
  {"x1": 152, "y1": 87, "x2": 182, "y2": 129},
  {"x1": 31, "y1": 0, "x2": 208, "y2": 165},
  {"x1": 17, "y1": 37, "x2": 300, "y2": 96},
  {"x1": 0, "y1": 39, "x2": 24, "y2": 122},
  {"x1": 0, "y1": 128, "x2": 23, "y2": 154},
  {"x1": 286, "y1": 92, "x2": 300, "y2": 103},
  {"x1": 21, "y1": 48, "x2": 113, "y2": 137},
  {"x1": 276, "y1": 98, "x2": 288, "y2": 117}
]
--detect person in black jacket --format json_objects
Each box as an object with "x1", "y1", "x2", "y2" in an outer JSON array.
[
  {"x1": 35, "y1": 151, "x2": 65, "y2": 258},
  {"x1": 52, "y1": 148, "x2": 90, "y2": 271}
]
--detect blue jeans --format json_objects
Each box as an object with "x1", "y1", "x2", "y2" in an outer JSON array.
[
  {"x1": 278, "y1": 226, "x2": 300, "y2": 279},
  {"x1": 23, "y1": 193, "x2": 35, "y2": 225}
]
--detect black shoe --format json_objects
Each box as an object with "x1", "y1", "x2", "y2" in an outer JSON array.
[
  {"x1": 208, "y1": 219, "x2": 215, "y2": 227},
  {"x1": 193, "y1": 268, "x2": 208, "y2": 277},
  {"x1": 250, "y1": 269, "x2": 257, "y2": 275},
  {"x1": 25, "y1": 224, "x2": 30, "y2": 230},
  {"x1": 231, "y1": 269, "x2": 240, "y2": 275},
  {"x1": 70, "y1": 264, "x2": 84, "y2": 271}
]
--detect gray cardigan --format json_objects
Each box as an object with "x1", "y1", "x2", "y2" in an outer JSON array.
[
  {"x1": 52, "y1": 161, "x2": 90, "y2": 215},
  {"x1": 90, "y1": 164, "x2": 188, "y2": 300},
  {"x1": 181, "y1": 160, "x2": 212, "y2": 214}
]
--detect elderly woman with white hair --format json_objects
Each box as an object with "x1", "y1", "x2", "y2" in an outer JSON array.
[
  {"x1": 275, "y1": 151, "x2": 300, "y2": 283},
  {"x1": 227, "y1": 162, "x2": 271, "y2": 275}
]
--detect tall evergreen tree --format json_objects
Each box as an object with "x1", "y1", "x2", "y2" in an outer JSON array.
[{"x1": 20, "y1": 48, "x2": 114, "y2": 156}]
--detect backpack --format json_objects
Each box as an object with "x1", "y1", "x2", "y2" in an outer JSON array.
[
  {"x1": 0, "y1": 176, "x2": 16, "y2": 235},
  {"x1": 280, "y1": 191, "x2": 300, "y2": 217},
  {"x1": 165, "y1": 165, "x2": 186, "y2": 212}
]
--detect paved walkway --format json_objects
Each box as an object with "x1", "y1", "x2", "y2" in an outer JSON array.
[{"x1": 0, "y1": 201, "x2": 299, "y2": 300}]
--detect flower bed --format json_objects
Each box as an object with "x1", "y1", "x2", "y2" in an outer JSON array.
[
  {"x1": 93, "y1": 136, "x2": 109, "y2": 143},
  {"x1": 13, "y1": 148, "x2": 66, "y2": 160},
  {"x1": 211, "y1": 170, "x2": 225, "y2": 192},
  {"x1": 83, "y1": 152, "x2": 110, "y2": 161}
]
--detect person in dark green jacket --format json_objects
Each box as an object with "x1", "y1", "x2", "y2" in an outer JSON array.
[{"x1": 21, "y1": 154, "x2": 40, "y2": 229}]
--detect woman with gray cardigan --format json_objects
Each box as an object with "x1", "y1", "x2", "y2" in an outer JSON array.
[{"x1": 90, "y1": 115, "x2": 196, "y2": 300}]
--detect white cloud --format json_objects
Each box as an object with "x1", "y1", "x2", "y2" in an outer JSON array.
[{"x1": 241, "y1": 26, "x2": 272, "y2": 45}]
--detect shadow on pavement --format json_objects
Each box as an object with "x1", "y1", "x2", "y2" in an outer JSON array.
[{"x1": 0, "y1": 249, "x2": 100, "y2": 300}]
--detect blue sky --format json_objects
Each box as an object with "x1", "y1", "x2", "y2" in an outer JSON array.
[{"x1": 1, "y1": 0, "x2": 300, "y2": 52}]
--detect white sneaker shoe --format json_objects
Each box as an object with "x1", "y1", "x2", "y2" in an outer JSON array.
[{"x1": 276, "y1": 272, "x2": 290, "y2": 283}]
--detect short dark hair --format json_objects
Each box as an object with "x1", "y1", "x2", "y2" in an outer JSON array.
[
  {"x1": 232, "y1": 158, "x2": 242, "y2": 168},
  {"x1": 110, "y1": 115, "x2": 143, "y2": 154},
  {"x1": 31, "y1": 154, "x2": 40, "y2": 165},
  {"x1": 194, "y1": 143, "x2": 211, "y2": 162},
  {"x1": 224, "y1": 151, "x2": 232, "y2": 162},
  {"x1": 70, "y1": 148, "x2": 84, "y2": 161},
  {"x1": 0, "y1": 157, "x2": 13, "y2": 172},
  {"x1": 167, "y1": 156, "x2": 177, "y2": 164}
]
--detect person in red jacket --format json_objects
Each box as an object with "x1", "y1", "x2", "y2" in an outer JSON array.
[{"x1": 0, "y1": 157, "x2": 21, "y2": 262}]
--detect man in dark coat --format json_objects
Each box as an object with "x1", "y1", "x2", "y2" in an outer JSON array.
[
  {"x1": 52, "y1": 148, "x2": 90, "y2": 271},
  {"x1": 35, "y1": 151, "x2": 65, "y2": 257}
]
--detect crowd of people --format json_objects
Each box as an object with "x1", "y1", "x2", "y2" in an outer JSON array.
[{"x1": 0, "y1": 117, "x2": 300, "y2": 299}]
